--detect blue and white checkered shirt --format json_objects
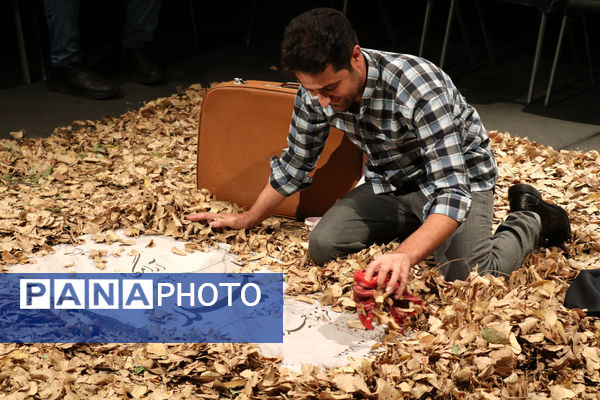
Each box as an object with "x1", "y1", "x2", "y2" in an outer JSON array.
[{"x1": 270, "y1": 49, "x2": 497, "y2": 223}]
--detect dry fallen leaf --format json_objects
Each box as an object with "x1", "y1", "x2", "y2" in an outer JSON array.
[
  {"x1": 171, "y1": 247, "x2": 187, "y2": 256},
  {"x1": 146, "y1": 343, "x2": 167, "y2": 357},
  {"x1": 346, "y1": 320, "x2": 366, "y2": 330},
  {"x1": 1, "y1": 86, "x2": 599, "y2": 399},
  {"x1": 130, "y1": 385, "x2": 148, "y2": 399},
  {"x1": 482, "y1": 327, "x2": 508, "y2": 345},
  {"x1": 9, "y1": 130, "x2": 24, "y2": 140}
]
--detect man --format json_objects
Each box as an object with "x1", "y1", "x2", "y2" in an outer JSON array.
[
  {"x1": 187, "y1": 8, "x2": 570, "y2": 298},
  {"x1": 43, "y1": 0, "x2": 166, "y2": 99}
]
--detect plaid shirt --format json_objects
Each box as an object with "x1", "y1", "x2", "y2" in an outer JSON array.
[{"x1": 269, "y1": 49, "x2": 497, "y2": 222}]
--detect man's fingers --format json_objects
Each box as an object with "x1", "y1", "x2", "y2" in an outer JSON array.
[
  {"x1": 186, "y1": 212, "x2": 223, "y2": 221},
  {"x1": 395, "y1": 272, "x2": 408, "y2": 299},
  {"x1": 186, "y1": 212, "x2": 234, "y2": 228},
  {"x1": 376, "y1": 265, "x2": 390, "y2": 290},
  {"x1": 386, "y1": 268, "x2": 401, "y2": 293},
  {"x1": 364, "y1": 260, "x2": 381, "y2": 281},
  {"x1": 185, "y1": 213, "x2": 204, "y2": 221},
  {"x1": 395, "y1": 282, "x2": 406, "y2": 299},
  {"x1": 209, "y1": 218, "x2": 239, "y2": 229},
  {"x1": 187, "y1": 211, "x2": 253, "y2": 230}
]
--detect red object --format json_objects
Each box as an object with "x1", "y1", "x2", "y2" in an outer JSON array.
[
  {"x1": 352, "y1": 272, "x2": 377, "y2": 329},
  {"x1": 352, "y1": 269, "x2": 423, "y2": 330},
  {"x1": 388, "y1": 291, "x2": 423, "y2": 327}
]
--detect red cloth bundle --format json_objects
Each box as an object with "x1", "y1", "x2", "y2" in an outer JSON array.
[{"x1": 352, "y1": 269, "x2": 423, "y2": 330}]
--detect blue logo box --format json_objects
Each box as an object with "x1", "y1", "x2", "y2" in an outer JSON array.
[{"x1": 0, "y1": 273, "x2": 283, "y2": 343}]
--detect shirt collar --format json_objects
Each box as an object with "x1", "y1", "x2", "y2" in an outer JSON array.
[{"x1": 361, "y1": 49, "x2": 379, "y2": 110}]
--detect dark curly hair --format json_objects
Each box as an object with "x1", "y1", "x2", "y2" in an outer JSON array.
[{"x1": 280, "y1": 8, "x2": 359, "y2": 76}]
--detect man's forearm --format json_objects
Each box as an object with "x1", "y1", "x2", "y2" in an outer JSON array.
[
  {"x1": 391, "y1": 213, "x2": 459, "y2": 265},
  {"x1": 246, "y1": 182, "x2": 287, "y2": 225}
]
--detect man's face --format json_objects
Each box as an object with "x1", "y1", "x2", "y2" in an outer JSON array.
[{"x1": 295, "y1": 47, "x2": 365, "y2": 111}]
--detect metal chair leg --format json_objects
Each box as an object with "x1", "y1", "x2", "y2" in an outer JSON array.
[
  {"x1": 582, "y1": 14, "x2": 594, "y2": 86},
  {"x1": 566, "y1": 16, "x2": 583, "y2": 80},
  {"x1": 545, "y1": 14, "x2": 567, "y2": 107},
  {"x1": 455, "y1": 0, "x2": 475, "y2": 64},
  {"x1": 376, "y1": 0, "x2": 398, "y2": 49},
  {"x1": 245, "y1": 0, "x2": 257, "y2": 47},
  {"x1": 31, "y1": 2, "x2": 47, "y2": 81},
  {"x1": 440, "y1": 0, "x2": 456, "y2": 69},
  {"x1": 474, "y1": 0, "x2": 495, "y2": 67},
  {"x1": 419, "y1": 0, "x2": 434, "y2": 58},
  {"x1": 13, "y1": 0, "x2": 31, "y2": 85},
  {"x1": 189, "y1": 0, "x2": 199, "y2": 50},
  {"x1": 527, "y1": 12, "x2": 548, "y2": 104}
]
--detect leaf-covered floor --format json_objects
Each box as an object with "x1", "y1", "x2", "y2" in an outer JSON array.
[{"x1": 1, "y1": 86, "x2": 599, "y2": 399}]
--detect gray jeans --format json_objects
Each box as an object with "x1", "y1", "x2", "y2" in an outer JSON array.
[{"x1": 309, "y1": 183, "x2": 541, "y2": 280}]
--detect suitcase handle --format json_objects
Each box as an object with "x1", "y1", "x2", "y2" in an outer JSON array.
[
  {"x1": 259, "y1": 82, "x2": 301, "y2": 90},
  {"x1": 281, "y1": 82, "x2": 301, "y2": 89}
]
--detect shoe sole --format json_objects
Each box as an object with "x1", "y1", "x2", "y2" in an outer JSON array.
[
  {"x1": 46, "y1": 81, "x2": 120, "y2": 100},
  {"x1": 508, "y1": 183, "x2": 571, "y2": 246}
]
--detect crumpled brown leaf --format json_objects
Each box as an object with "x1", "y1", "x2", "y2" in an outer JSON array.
[{"x1": 1, "y1": 87, "x2": 600, "y2": 399}]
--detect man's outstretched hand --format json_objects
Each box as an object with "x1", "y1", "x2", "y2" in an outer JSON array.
[
  {"x1": 364, "y1": 252, "x2": 412, "y2": 299},
  {"x1": 186, "y1": 212, "x2": 256, "y2": 230},
  {"x1": 187, "y1": 183, "x2": 286, "y2": 230}
]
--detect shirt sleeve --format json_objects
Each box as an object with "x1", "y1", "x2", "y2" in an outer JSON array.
[
  {"x1": 412, "y1": 90, "x2": 472, "y2": 223},
  {"x1": 269, "y1": 90, "x2": 331, "y2": 196}
]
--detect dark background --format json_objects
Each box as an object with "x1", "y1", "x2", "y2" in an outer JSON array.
[
  {"x1": 1, "y1": 0, "x2": 599, "y2": 145},
  {"x1": 3, "y1": 0, "x2": 598, "y2": 87}
]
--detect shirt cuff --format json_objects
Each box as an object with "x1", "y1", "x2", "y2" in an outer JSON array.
[
  {"x1": 424, "y1": 190, "x2": 472, "y2": 223},
  {"x1": 269, "y1": 156, "x2": 312, "y2": 196}
]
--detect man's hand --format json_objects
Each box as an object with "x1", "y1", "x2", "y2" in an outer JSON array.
[
  {"x1": 364, "y1": 213, "x2": 459, "y2": 298},
  {"x1": 364, "y1": 252, "x2": 412, "y2": 299},
  {"x1": 187, "y1": 183, "x2": 286, "y2": 230},
  {"x1": 186, "y1": 211, "x2": 256, "y2": 230}
]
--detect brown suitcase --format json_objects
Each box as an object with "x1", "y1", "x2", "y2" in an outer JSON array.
[{"x1": 196, "y1": 80, "x2": 364, "y2": 219}]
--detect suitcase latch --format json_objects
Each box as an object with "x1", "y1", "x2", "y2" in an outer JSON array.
[{"x1": 233, "y1": 77, "x2": 247, "y2": 85}]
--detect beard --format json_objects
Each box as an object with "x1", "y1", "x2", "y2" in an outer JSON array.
[{"x1": 333, "y1": 66, "x2": 365, "y2": 112}]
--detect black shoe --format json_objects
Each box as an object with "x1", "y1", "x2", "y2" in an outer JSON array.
[
  {"x1": 508, "y1": 183, "x2": 571, "y2": 247},
  {"x1": 46, "y1": 54, "x2": 120, "y2": 99},
  {"x1": 123, "y1": 50, "x2": 166, "y2": 85}
]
